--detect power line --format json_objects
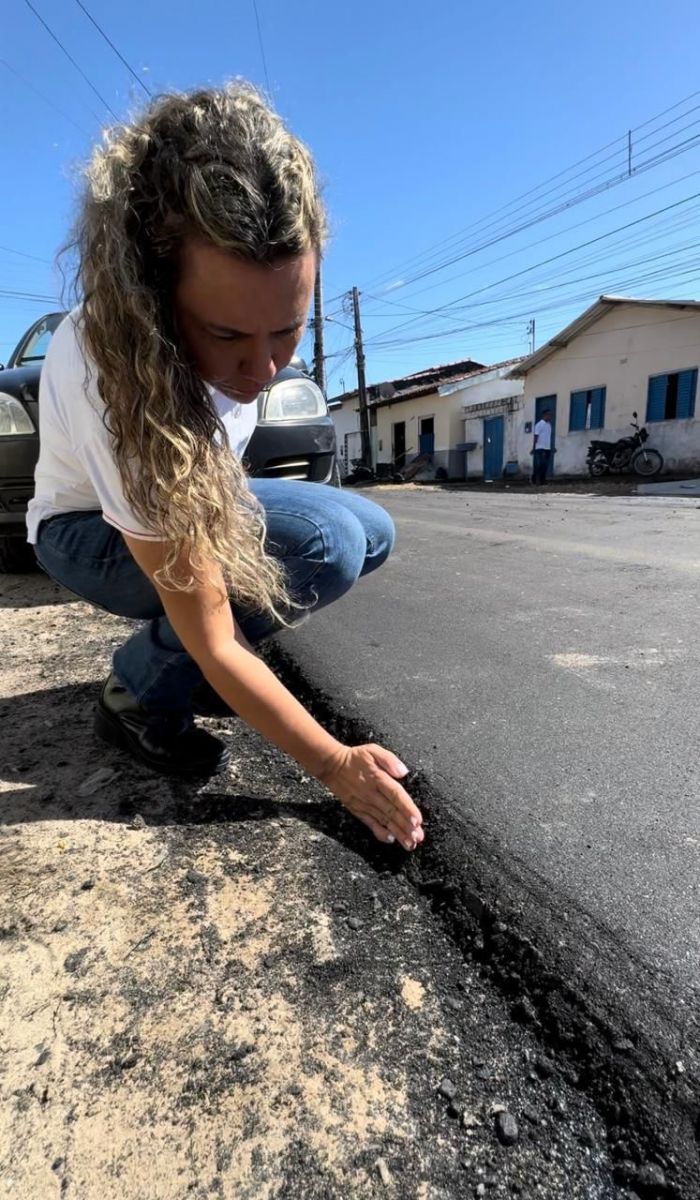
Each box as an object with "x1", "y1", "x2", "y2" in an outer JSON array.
[
  {"x1": 363, "y1": 241, "x2": 700, "y2": 363},
  {"x1": 0, "y1": 244, "x2": 52, "y2": 265},
  {"x1": 367, "y1": 261, "x2": 700, "y2": 355},
  {"x1": 22, "y1": 0, "x2": 120, "y2": 121},
  {"x1": 404, "y1": 238, "x2": 700, "y2": 326},
  {"x1": 0, "y1": 289, "x2": 60, "y2": 302},
  {"x1": 251, "y1": 0, "x2": 272, "y2": 95},
  {"x1": 379, "y1": 123, "x2": 700, "y2": 300},
  {"x1": 325, "y1": 315, "x2": 356, "y2": 333},
  {"x1": 0, "y1": 56, "x2": 94, "y2": 136},
  {"x1": 362, "y1": 190, "x2": 700, "y2": 347},
  {"x1": 366, "y1": 271, "x2": 700, "y2": 354},
  {"x1": 367, "y1": 295, "x2": 700, "y2": 366},
  {"x1": 398, "y1": 91, "x2": 700, "y2": 290},
  {"x1": 363, "y1": 140, "x2": 630, "y2": 296},
  {"x1": 355, "y1": 88, "x2": 700, "y2": 299},
  {"x1": 74, "y1": 0, "x2": 151, "y2": 98},
  {"x1": 326, "y1": 92, "x2": 700, "y2": 377},
  {"x1": 371, "y1": 259, "x2": 700, "y2": 352},
  {"x1": 364, "y1": 249, "x2": 700, "y2": 353},
  {"x1": 432, "y1": 205, "x2": 700, "y2": 316},
  {"x1": 368, "y1": 164, "x2": 700, "y2": 314},
  {"x1": 357, "y1": 136, "x2": 628, "y2": 295},
  {"x1": 326, "y1": 97, "x2": 700, "y2": 316},
  {"x1": 0, "y1": 287, "x2": 59, "y2": 299},
  {"x1": 461, "y1": 216, "x2": 700, "y2": 313}
]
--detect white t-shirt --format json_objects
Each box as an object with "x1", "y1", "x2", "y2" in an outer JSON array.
[
  {"x1": 534, "y1": 419, "x2": 552, "y2": 451},
  {"x1": 26, "y1": 311, "x2": 259, "y2": 544}
]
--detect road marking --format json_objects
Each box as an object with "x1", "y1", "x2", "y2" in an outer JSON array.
[{"x1": 549, "y1": 646, "x2": 689, "y2": 688}]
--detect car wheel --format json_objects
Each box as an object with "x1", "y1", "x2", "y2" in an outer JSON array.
[{"x1": 0, "y1": 536, "x2": 39, "y2": 574}]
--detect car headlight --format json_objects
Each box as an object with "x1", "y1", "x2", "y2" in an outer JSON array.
[
  {"x1": 261, "y1": 377, "x2": 327, "y2": 422},
  {"x1": 0, "y1": 393, "x2": 35, "y2": 435}
]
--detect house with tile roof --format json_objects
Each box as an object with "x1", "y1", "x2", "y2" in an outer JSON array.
[
  {"x1": 509, "y1": 296, "x2": 700, "y2": 477},
  {"x1": 442, "y1": 359, "x2": 526, "y2": 481},
  {"x1": 329, "y1": 356, "x2": 491, "y2": 478}
]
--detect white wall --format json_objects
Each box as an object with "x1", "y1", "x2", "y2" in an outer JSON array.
[
  {"x1": 517, "y1": 305, "x2": 700, "y2": 475},
  {"x1": 374, "y1": 391, "x2": 456, "y2": 475},
  {"x1": 330, "y1": 400, "x2": 361, "y2": 474},
  {"x1": 447, "y1": 370, "x2": 524, "y2": 478}
]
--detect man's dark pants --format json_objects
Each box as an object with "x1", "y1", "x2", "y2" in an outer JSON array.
[{"x1": 533, "y1": 448, "x2": 551, "y2": 485}]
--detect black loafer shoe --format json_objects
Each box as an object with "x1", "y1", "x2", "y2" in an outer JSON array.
[
  {"x1": 95, "y1": 672, "x2": 230, "y2": 777},
  {"x1": 191, "y1": 679, "x2": 237, "y2": 719}
]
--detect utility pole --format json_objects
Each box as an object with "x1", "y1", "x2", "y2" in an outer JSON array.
[
  {"x1": 528, "y1": 317, "x2": 536, "y2": 354},
  {"x1": 351, "y1": 286, "x2": 372, "y2": 468},
  {"x1": 312, "y1": 264, "x2": 326, "y2": 394}
]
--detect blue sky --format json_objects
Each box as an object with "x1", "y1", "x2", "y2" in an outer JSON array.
[{"x1": 2, "y1": 0, "x2": 700, "y2": 393}]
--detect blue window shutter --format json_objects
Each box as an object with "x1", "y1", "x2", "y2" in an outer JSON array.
[
  {"x1": 590, "y1": 387, "x2": 606, "y2": 429},
  {"x1": 676, "y1": 368, "x2": 698, "y2": 419},
  {"x1": 569, "y1": 391, "x2": 587, "y2": 431},
  {"x1": 647, "y1": 375, "x2": 668, "y2": 422}
]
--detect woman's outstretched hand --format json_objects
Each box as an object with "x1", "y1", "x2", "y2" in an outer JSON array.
[{"x1": 318, "y1": 744, "x2": 424, "y2": 851}]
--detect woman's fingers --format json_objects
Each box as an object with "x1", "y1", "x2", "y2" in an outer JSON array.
[
  {"x1": 366, "y1": 744, "x2": 409, "y2": 781},
  {"x1": 353, "y1": 789, "x2": 424, "y2": 851},
  {"x1": 353, "y1": 800, "x2": 417, "y2": 850},
  {"x1": 355, "y1": 812, "x2": 396, "y2": 845},
  {"x1": 374, "y1": 768, "x2": 423, "y2": 829},
  {"x1": 373, "y1": 791, "x2": 422, "y2": 844},
  {"x1": 320, "y1": 743, "x2": 425, "y2": 851}
]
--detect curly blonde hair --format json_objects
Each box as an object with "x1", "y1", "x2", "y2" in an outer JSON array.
[{"x1": 67, "y1": 82, "x2": 326, "y2": 616}]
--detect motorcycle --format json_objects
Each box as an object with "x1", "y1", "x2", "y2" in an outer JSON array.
[{"x1": 586, "y1": 412, "x2": 663, "y2": 478}]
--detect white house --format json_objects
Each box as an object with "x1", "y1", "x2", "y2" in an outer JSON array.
[
  {"x1": 327, "y1": 394, "x2": 363, "y2": 476},
  {"x1": 444, "y1": 360, "x2": 525, "y2": 481},
  {"x1": 509, "y1": 296, "x2": 700, "y2": 476},
  {"x1": 328, "y1": 357, "x2": 485, "y2": 478}
]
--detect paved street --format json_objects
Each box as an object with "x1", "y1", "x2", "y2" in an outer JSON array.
[
  {"x1": 3, "y1": 486, "x2": 699, "y2": 1193},
  {"x1": 282, "y1": 487, "x2": 700, "y2": 1121}
]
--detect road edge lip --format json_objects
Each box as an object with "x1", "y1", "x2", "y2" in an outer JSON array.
[{"x1": 268, "y1": 639, "x2": 700, "y2": 1199}]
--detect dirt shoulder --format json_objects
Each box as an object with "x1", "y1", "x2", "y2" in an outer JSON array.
[
  {"x1": 363, "y1": 477, "x2": 689, "y2": 498},
  {"x1": 1, "y1": 575, "x2": 622, "y2": 1199}
]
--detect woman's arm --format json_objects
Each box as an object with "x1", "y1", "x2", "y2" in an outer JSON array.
[{"x1": 123, "y1": 535, "x2": 424, "y2": 851}]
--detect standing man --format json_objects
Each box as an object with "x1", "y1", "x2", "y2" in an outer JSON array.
[{"x1": 532, "y1": 409, "x2": 553, "y2": 485}]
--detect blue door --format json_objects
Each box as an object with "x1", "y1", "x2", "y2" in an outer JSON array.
[
  {"x1": 535, "y1": 395, "x2": 557, "y2": 475},
  {"x1": 419, "y1": 416, "x2": 435, "y2": 455},
  {"x1": 483, "y1": 416, "x2": 504, "y2": 482}
]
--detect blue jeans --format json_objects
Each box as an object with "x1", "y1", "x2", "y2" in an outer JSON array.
[{"x1": 35, "y1": 480, "x2": 395, "y2": 714}]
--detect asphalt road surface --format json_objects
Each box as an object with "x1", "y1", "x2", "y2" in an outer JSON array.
[{"x1": 282, "y1": 487, "x2": 700, "y2": 1076}]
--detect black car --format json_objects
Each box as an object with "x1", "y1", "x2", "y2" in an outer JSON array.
[{"x1": 0, "y1": 312, "x2": 338, "y2": 572}]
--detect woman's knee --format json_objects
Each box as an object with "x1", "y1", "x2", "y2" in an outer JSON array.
[
  {"x1": 313, "y1": 505, "x2": 368, "y2": 603},
  {"x1": 253, "y1": 480, "x2": 394, "y2": 605},
  {"x1": 276, "y1": 503, "x2": 366, "y2": 611},
  {"x1": 361, "y1": 503, "x2": 395, "y2": 575},
  {"x1": 326, "y1": 487, "x2": 395, "y2": 575}
]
